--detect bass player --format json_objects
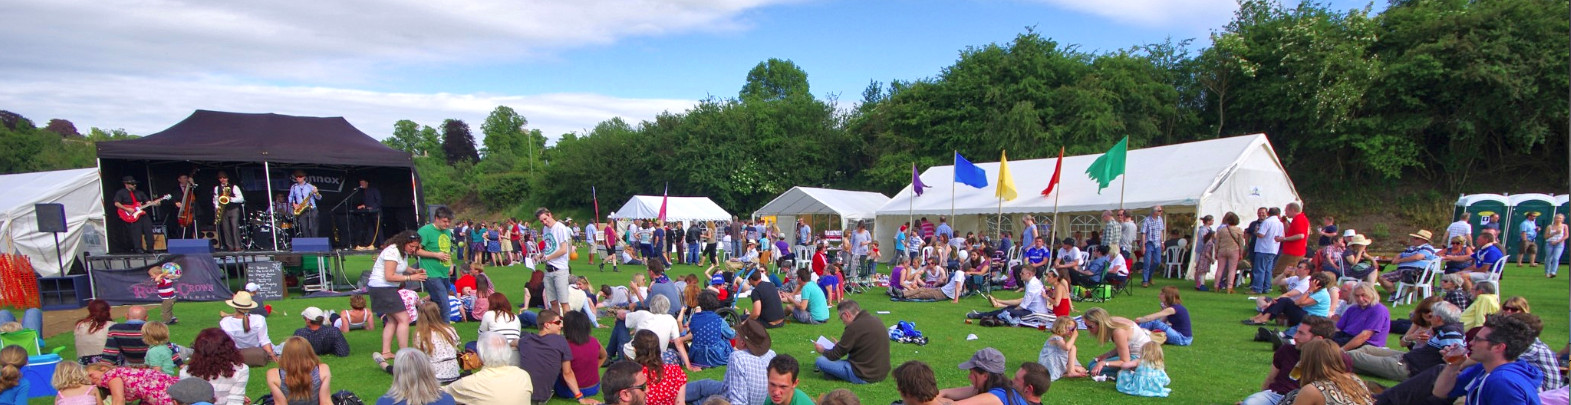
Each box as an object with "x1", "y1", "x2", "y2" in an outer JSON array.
[
  {"x1": 214, "y1": 171, "x2": 246, "y2": 251},
  {"x1": 171, "y1": 173, "x2": 199, "y2": 239},
  {"x1": 113, "y1": 176, "x2": 158, "y2": 253}
]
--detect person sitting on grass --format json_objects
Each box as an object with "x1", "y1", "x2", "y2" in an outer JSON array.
[
  {"x1": 1256, "y1": 259, "x2": 1313, "y2": 313},
  {"x1": 1083, "y1": 307, "x2": 1153, "y2": 378},
  {"x1": 443, "y1": 332, "x2": 534, "y2": 404},
  {"x1": 1242, "y1": 271, "x2": 1334, "y2": 341},
  {"x1": 766, "y1": 355, "x2": 811, "y2": 405},
  {"x1": 683, "y1": 291, "x2": 736, "y2": 368},
  {"x1": 1132, "y1": 286, "x2": 1193, "y2": 346},
  {"x1": 894, "y1": 361, "x2": 944, "y2": 405},
  {"x1": 1115, "y1": 343, "x2": 1171, "y2": 398},
  {"x1": 1038, "y1": 316, "x2": 1089, "y2": 381},
  {"x1": 1459, "y1": 280, "x2": 1500, "y2": 330},
  {"x1": 266, "y1": 336, "x2": 333, "y2": 405},
  {"x1": 685, "y1": 319, "x2": 776, "y2": 405},
  {"x1": 937, "y1": 347, "x2": 1029, "y2": 405},
  {"x1": 783, "y1": 268, "x2": 831, "y2": 324},
  {"x1": 1333, "y1": 282, "x2": 1390, "y2": 351},
  {"x1": 818, "y1": 262, "x2": 844, "y2": 306},
  {"x1": 1237, "y1": 316, "x2": 1341, "y2": 405},
  {"x1": 377, "y1": 348, "x2": 457, "y2": 405},
  {"x1": 969, "y1": 265, "x2": 1053, "y2": 327},
  {"x1": 1347, "y1": 300, "x2": 1461, "y2": 382},
  {"x1": 1279, "y1": 339, "x2": 1373, "y2": 405},
  {"x1": 813, "y1": 300, "x2": 890, "y2": 384},
  {"x1": 336, "y1": 295, "x2": 375, "y2": 334},
  {"x1": 900, "y1": 260, "x2": 965, "y2": 303}
]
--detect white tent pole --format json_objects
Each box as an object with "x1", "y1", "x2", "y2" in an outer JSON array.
[
  {"x1": 265, "y1": 161, "x2": 278, "y2": 251},
  {"x1": 950, "y1": 151, "x2": 956, "y2": 223},
  {"x1": 996, "y1": 197, "x2": 1003, "y2": 244}
]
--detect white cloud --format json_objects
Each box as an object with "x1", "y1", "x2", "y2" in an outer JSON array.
[
  {"x1": 0, "y1": 0, "x2": 796, "y2": 82},
  {"x1": 0, "y1": 74, "x2": 696, "y2": 142},
  {"x1": 1029, "y1": 0, "x2": 1238, "y2": 29}
]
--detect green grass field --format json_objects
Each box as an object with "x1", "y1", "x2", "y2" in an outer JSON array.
[{"x1": 37, "y1": 255, "x2": 1569, "y2": 405}]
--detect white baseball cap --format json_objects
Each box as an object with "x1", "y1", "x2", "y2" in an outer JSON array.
[
  {"x1": 300, "y1": 307, "x2": 325, "y2": 321},
  {"x1": 244, "y1": 283, "x2": 260, "y2": 292}
]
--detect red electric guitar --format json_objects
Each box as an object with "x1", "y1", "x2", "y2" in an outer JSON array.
[{"x1": 117, "y1": 194, "x2": 171, "y2": 223}]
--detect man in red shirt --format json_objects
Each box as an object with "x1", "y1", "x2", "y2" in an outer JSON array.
[{"x1": 1275, "y1": 202, "x2": 1311, "y2": 279}]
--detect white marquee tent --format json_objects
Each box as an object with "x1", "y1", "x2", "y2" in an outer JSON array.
[
  {"x1": 0, "y1": 168, "x2": 108, "y2": 277},
  {"x1": 874, "y1": 134, "x2": 1301, "y2": 267},
  {"x1": 608, "y1": 195, "x2": 732, "y2": 222},
  {"x1": 753, "y1": 186, "x2": 891, "y2": 242}
]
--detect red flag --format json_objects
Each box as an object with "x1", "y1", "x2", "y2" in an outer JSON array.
[
  {"x1": 658, "y1": 183, "x2": 668, "y2": 222},
  {"x1": 1040, "y1": 146, "x2": 1064, "y2": 196}
]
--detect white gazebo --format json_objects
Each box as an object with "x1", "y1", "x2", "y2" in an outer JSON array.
[
  {"x1": 753, "y1": 186, "x2": 891, "y2": 243},
  {"x1": 608, "y1": 195, "x2": 732, "y2": 223},
  {"x1": 0, "y1": 168, "x2": 108, "y2": 277}
]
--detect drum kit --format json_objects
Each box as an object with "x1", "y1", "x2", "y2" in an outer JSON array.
[{"x1": 243, "y1": 211, "x2": 295, "y2": 250}]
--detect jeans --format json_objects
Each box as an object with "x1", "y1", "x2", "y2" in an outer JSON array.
[
  {"x1": 422, "y1": 277, "x2": 451, "y2": 324},
  {"x1": 1142, "y1": 241, "x2": 1162, "y2": 283},
  {"x1": 1240, "y1": 390, "x2": 1284, "y2": 405},
  {"x1": 730, "y1": 240, "x2": 743, "y2": 259},
  {"x1": 815, "y1": 356, "x2": 868, "y2": 384},
  {"x1": 1546, "y1": 242, "x2": 1565, "y2": 276},
  {"x1": 606, "y1": 319, "x2": 632, "y2": 361},
  {"x1": 0, "y1": 309, "x2": 42, "y2": 332},
  {"x1": 1251, "y1": 252, "x2": 1278, "y2": 294},
  {"x1": 1138, "y1": 320, "x2": 1192, "y2": 346},
  {"x1": 1086, "y1": 355, "x2": 1137, "y2": 377},
  {"x1": 687, "y1": 242, "x2": 701, "y2": 264},
  {"x1": 684, "y1": 379, "x2": 726, "y2": 404}
]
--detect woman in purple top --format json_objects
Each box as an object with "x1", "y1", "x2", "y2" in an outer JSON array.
[
  {"x1": 1333, "y1": 282, "x2": 1390, "y2": 350},
  {"x1": 1134, "y1": 287, "x2": 1193, "y2": 346}
]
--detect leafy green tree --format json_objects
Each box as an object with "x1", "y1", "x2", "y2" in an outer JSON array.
[{"x1": 740, "y1": 58, "x2": 812, "y2": 101}]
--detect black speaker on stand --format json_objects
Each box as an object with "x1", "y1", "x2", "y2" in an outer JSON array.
[{"x1": 35, "y1": 203, "x2": 66, "y2": 271}]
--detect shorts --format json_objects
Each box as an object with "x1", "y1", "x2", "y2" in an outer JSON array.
[
  {"x1": 542, "y1": 265, "x2": 572, "y2": 305},
  {"x1": 1380, "y1": 268, "x2": 1417, "y2": 284},
  {"x1": 1520, "y1": 241, "x2": 1538, "y2": 257}
]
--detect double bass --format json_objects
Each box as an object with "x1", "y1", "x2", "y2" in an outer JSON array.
[{"x1": 176, "y1": 179, "x2": 197, "y2": 227}]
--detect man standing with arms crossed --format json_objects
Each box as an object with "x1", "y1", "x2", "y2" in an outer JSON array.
[
  {"x1": 537, "y1": 207, "x2": 576, "y2": 316},
  {"x1": 1138, "y1": 206, "x2": 1166, "y2": 288},
  {"x1": 417, "y1": 207, "x2": 456, "y2": 323}
]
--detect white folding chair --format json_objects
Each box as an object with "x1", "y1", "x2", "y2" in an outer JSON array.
[
  {"x1": 1486, "y1": 257, "x2": 1506, "y2": 292},
  {"x1": 1394, "y1": 260, "x2": 1442, "y2": 306},
  {"x1": 1163, "y1": 246, "x2": 1183, "y2": 278},
  {"x1": 794, "y1": 245, "x2": 813, "y2": 272}
]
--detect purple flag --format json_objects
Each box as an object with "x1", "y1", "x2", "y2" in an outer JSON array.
[{"x1": 912, "y1": 163, "x2": 931, "y2": 196}]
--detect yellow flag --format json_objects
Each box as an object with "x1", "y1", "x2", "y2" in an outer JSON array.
[{"x1": 996, "y1": 150, "x2": 1018, "y2": 201}]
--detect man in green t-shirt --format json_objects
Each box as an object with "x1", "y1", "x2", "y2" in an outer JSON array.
[
  {"x1": 768, "y1": 354, "x2": 815, "y2": 405},
  {"x1": 416, "y1": 207, "x2": 455, "y2": 323}
]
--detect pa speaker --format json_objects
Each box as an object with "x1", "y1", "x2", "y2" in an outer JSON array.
[
  {"x1": 35, "y1": 203, "x2": 66, "y2": 233},
  {"x1": 293, "y1": 237, "x2": 332, "y2": 253},
  {"x1": 167, "y1": 239, "x2": 213, "y2": 255}
]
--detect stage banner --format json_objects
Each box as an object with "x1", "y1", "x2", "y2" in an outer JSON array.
[
  {"x1": 240, "y1": 167, "x2": 349, "y2": 194},
  {"x1": 92, "y1": 254, "x2": 232, "y2": 305}
]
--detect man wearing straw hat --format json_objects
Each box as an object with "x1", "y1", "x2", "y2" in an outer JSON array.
[{"x1": 1378, "y1": 229, "x2": 1438, "y2": 299}]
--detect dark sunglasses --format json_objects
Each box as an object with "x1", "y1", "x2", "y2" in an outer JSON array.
[{"x1": 1502, "y1": 306, "x2": 1523, "y2": 312}]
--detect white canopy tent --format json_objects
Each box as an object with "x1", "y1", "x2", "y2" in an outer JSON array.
[
  {"x1": 0, "y1": 168, "x2": 108, "y2": 277},
  {"x1": 754, "y1": 187, "x2": 890, "y2": 242},
  {"x1": 873, "y1": 134, "x2": 1301, "y2": 270},
  {"x1": 608, "y1": 195, "x2": 733, "y2": 222}
]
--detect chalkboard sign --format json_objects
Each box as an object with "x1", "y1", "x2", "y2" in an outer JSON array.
[{"x1": 244, "y1": 261, "x2": 285, "y2": 301}]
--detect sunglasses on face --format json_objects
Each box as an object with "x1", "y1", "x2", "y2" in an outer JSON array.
[{"x1": 1502, "y1": 306, "x2": 1523, "y2": 312}]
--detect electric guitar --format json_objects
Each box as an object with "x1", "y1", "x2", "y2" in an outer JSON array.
[{"x1": 117, "y1": 194, "x2": 171, "y2": 223}]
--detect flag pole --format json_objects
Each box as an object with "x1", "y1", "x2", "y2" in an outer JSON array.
[
  {"x1": 997, "y1": 196, "x2": 1004, "y2": 243},
  {"x1": 1051, "y1": 174, "x2": 1062, "y2": 248},
  {"x1": 908, "y1": 163, "x2": 915, "y2": 234},
  {"x1": 950, "y1": 151, "x2": 957, "y2": 223},
  {"x1": 1119, "y1": 166, "x2": 1128, "y2": 211}
]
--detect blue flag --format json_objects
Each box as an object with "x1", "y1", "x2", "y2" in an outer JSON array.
[{"x1": 953, "y1": 152, "x2": 988, "y2": 188}]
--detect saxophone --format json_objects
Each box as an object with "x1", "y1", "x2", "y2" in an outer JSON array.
[{"x1": 216, "y1": 185, "x2": 232, "y2": 227}]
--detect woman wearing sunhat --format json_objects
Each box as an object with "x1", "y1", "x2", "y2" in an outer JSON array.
[
  {"x1": 220, "y1": 290, "x2": 276, "y2": 367},
  {"x1": 1342, "y1": 235, "x2": 1378, "y2": 284}
]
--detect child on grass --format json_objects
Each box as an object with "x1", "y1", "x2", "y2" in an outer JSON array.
[
  {"x1": 0, "y1": 346, "x2": 26, "y2": 405},
  {"x1": 140, "y1": 321, "x2": 180, "y2": 375},
  {"x1": 51, "y1": 362, "x2": 100, "y2": 405},
  {"x1": 447, "y1": 288, "x2": 464, "y2": 323},
  {"x1": 1038, "y1": 317, "x2": 1088, "y2": 381},
  {"x1": 149, "y1": 267, "x2": 179, "y2": 324},
  {"x1": 1115, "y1": 342, "x2": 1171, "y2": 397}
]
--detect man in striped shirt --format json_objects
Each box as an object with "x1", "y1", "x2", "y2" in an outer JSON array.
[{"x1": 101, "y1": 306, "x2": 150, "y2": 365}]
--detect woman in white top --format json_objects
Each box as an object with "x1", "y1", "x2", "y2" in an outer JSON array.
[
  {"x1": 476, "y1": 292, "x2": 523, "y2": 342},
  {"x1": 368, "y1": 231, "x2": 430, "y2": 359},
  {"x1": 219, "y1": 291, "x2": 275, "y2": 367},
  {"x1": 180, "y1": 327, "x2": 251, "y2": 405},
  {"x1": 619, "y1": 295, "x2": 693, "y2": 367},
  {"x1": 1083, "y1": 307, "x2": 1152, "y2": 377}
]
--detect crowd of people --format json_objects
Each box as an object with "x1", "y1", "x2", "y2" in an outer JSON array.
[{"x1": 38, "y1": 201, "x2": 1570, "y2": 405}]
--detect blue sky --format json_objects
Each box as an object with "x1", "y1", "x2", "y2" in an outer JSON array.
[{"x1": 0, "y1": 0, "x2": 1382, "y2": 141}]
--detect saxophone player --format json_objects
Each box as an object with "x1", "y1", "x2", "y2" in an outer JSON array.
[
  {"x1": 288, "y1": 170, "x2": 322, "y2": 238},
  {"x1": 214, "y1": 171, "x2": 245, "y2": 251}
]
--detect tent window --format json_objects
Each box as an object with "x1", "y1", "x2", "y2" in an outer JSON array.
[{"x1": 985, "y1": 215, "x2": 1015, "y2": 239}]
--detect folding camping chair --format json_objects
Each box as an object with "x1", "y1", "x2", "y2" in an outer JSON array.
[{"x1": 1393, "y1": 260, "x2": 1443, "y2": 306}]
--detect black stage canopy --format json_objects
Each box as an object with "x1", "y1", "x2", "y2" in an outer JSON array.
[
  {"x1": 99, "y1": 110, "x2": 413, "y2": 167},
  {"x1": 97, "y1": 110, "x2": 426, "y2": 254}
]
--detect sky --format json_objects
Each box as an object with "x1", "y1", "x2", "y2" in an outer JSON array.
[{"x1": 0, "y1": 0, "x2": 1383, "y2": 143}]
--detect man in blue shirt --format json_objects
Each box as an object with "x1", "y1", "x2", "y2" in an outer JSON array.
[
  {"x1": 1429, "y1": 313, "x2": 1544, "y2": 405},
  {"x1": 1378, "y1": 229, "x2": 1438, "y2": 297},
  {"x1": 935, "y1": 217, "x2": 954, "y2": 245},
  {"x1": 287, "y1": 170, "x2": 321, "y2": 237},
  {"x1": 1517, "y1": 212, "x2": 1540, "y2": 267},
  {"x1": 1021, "y1": 237, "x2": 1050, "y2": 287},
  {"x1": 1468, "y1": 233, "x2": 1506, "y2": 285}
]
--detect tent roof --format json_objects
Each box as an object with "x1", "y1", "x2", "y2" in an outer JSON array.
[
  {"x1": 1508, "y1": 193, "x2": 1556, "y2": 205},
  {"x1": 1558, "y1": 195, "x2": 1569, "y2": 205},
  {"x1": 753, "y1": 187, "x2": 890, "y2": 220},
  {"x1": 876, "y1": 134, "x2": 1295, "y2": 215},
  {"x1": 609, "y1": 196, "x2": 732, "y2": 222},
  {"x1": 0, "y1": 168, "x2": 105, "y2": 277},
  {"x1": 97, "y1": 110, "x2": 413, "y2": 167},
  {"x1": 1456, "y1": 194, "x2": 1509, "y2": 206},
  {"x1": 0, "y1": 168, "x2": 99, "y2": 212}
]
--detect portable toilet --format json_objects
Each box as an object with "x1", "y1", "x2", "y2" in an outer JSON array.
[
  {"x1": 1454, "y1": 194, "x2": 1511, "y2": 241},
  {"x1": 1558, "y1": 194, "x2": 1570, "y2": 263},
  {"x1": 1505, "y1": 194, "x2": 1556, "y2": 263}
]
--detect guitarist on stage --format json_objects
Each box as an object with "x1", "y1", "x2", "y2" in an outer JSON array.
[
  {"x1": 288, "y1": 170, "x2": 321, "y2": 238},
  {"x1": 113, "y1": 176, "x2": 157, "y2": 253},
  {"x1": 214, "y1": 171, "x2": 246, "y2": 251}
]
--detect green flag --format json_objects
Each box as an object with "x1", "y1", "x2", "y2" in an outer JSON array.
[{"x1": 1085, "y1": 136, "x2": 1127, "y2": 194}]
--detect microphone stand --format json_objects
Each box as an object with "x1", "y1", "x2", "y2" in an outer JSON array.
[{"x1": 331, "y1": 187, "x2": 362, "y2": 249}]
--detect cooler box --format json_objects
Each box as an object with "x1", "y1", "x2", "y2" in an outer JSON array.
[{"x1": 22, "y1": 353, "x2": 60, "y2": 398}]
